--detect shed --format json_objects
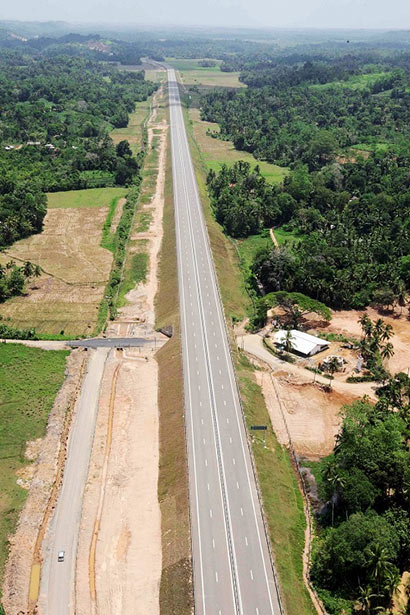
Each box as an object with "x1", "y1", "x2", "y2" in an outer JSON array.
[{"x1": 275, "y1": 329, "x2": 330, "y2": 357}]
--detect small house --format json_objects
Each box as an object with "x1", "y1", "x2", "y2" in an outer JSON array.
[{"x1": 275, "y1": 329, "x2": 330, "y2": 357}]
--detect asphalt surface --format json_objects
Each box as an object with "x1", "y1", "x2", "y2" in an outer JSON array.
[
  {"x1": 169, "y1": 69, "x2": 283, "y2": 615},
  {"x1": 39, "y1": 347, "x2": 109, "y2": 614}
]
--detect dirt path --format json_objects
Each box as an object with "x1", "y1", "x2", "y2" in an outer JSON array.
[
  {"x1": 270, "y1": 228, "x2": 279, "y2": 249},
  {"x1": 75, "y1": 86, "x2": 168, "y2": 615}
]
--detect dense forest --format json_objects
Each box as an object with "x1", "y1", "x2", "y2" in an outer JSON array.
[
  {"x1": 203, "y1": 52, "x2": 410, "y2": 311},
  {"x1": 0, "y1": 52, "x2": 156, "y2": 248}
]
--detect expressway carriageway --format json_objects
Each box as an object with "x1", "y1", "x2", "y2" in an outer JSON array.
[{"x1": 168, "y1": 68, "x2": 283, "y2": 615}]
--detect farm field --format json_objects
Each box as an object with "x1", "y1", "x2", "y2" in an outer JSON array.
[
  {"x1": 47, "y1": 187, "x2": 126, "y2": 209},
  {"x1": 166, "y1": 57, "x2": 245, "y2": 88},
  {"x1": 189, "y1": 108, "x2": 289, "y2": 183},
  {"x1": 0, "y1": 188, "x2": 126, "y2": 336},
  {"x1": 0, "y1": 343, "x2": 68, "y2": 595}
]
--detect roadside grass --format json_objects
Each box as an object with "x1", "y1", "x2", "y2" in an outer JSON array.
[
  {"x1": 236, "y1": 352, "x2": 316, "y2": 615},
  {"x1": 117, "y1": 247, "x2": 148, "y2": 308},
  {"x1": 189, "y1": 108, "x2": 288, "y2": 184},
  {"x1": 110, "y1": 97, "x2": 151, "y2": 153},
  {"x1": 0, "y1": 343, "x2": 68, "y2": 597},
  {"x1": 183, "y1": 106, "x2": 250, "y2": 322},
  {"x1": 135, "y1": 210, "x2": 152, "y2": 232},
  {"x1": 165, "y1": 57, "x2": 223, "y2": 71},
  {"x1": 145, "y1": 69, "x2": 167, "y2": 83},
  {"x1": 155, "y1": 132, "x2": 193, "y2": 614},
  {"x1": 46, "y1": 187, "x2": 126, "y2": 209},
  {"x1": 183, "y1": 99, "x2": 316, "y2": 615}
]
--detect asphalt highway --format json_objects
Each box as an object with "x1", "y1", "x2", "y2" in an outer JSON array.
[
  {"x1": 168, "y1": 68, "x2": 283, "y2": 615},
  {"x1": 39, "y1": 347, "x2": 108, "y2": 614}
]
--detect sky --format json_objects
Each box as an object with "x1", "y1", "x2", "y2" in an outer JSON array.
[{"x1": 1, "y1": 0, "x2": 409, "y2": 30}]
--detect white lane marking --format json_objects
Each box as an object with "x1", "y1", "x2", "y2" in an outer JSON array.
[
  {"x1": 209, "y1": 509, "x2": 213, "y2": 519},
  {"x1": 199, "y1": 401, "x2": 202, "y2": 407},
  {"x1": 237, "y1": 481, "x2": 240, "y2": 490},
  {"x1": 221, "y1": 384, "x2": 224, "y2": 390},
  {"x1": 215, "y1": 571, "x2": 219, "y2": 583},
  {"x1": 232, "y1": 458, "x2": 236, "y2": 465},
  {"x1": 189, "y1": 116, "x2": 277, "y2": 610},
  {"x1": 170, "y1": 105, "x2": 206, "y2": 614},
  {"x1": 217, "y1": 356, "x2": 220, "y2": 361},
  {"x1": 245, "y1": 536, "x2": 248, "y2": 546},
  {"x1": 207, "y1": 483, "x2": 210, "y2": 491},
  {"x1": 226, "y1": 418, "x2": 229, "y2": 424},
  {"x1": 212, "y1": 538, "x2": 216, "y2": 549},
  {"x1": 203, "y1": 438, "x2": 206, "y2": 445},
  {"x1": 201, "y1": 418, "x2": 204, "y2": 425},
  {"x1": 250, "y1": 569, "x2": 254, "y2": 581},
  {"x1": 224, "y1": 400, "x2": 227, "y2": 406},
  {"x1": 198, "y1": 385, "x2": 201, "y2": 391},
  {"x1": 229, "y1": 437, "x2": 232, "y2": 444},
  {"x1": 205, "y1": 459, "x2": 208, "y2": 467},
  {"x1": 219, "y1": 369, "x2": 222, "y2": 375},
  {"x1": 256, "y1": 608, "x2": 260, "y2": 615},
  {"x1": 197, "y1": 370, "x2": 200, "y2": 376},
  {"x1": 240, "y1": 507, "x2": 244, "y2": 517}
]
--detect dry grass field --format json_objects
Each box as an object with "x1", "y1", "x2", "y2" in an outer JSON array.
[{"x1": 0, "y1": 189, "x2": 126, "y2": 336}]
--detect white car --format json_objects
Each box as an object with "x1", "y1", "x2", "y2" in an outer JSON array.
[{"x1": 57, "y1": 551, "x2": 65, "y2": 562}]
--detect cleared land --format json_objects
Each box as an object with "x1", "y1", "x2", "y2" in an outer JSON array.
[
  {"x1": 0, "y1": 344, "x2": 68, "y2": 597},
  {"x1": 166, "y1": 57, "x2": 245, "y2": 88},
  {"x1": 0, "y1": 189, "x2": 125, "y2": 336},
  {"x1": 189, "y1": 108, "x2": 289, "y2": 183},
  {"x1": 309, "y1": 71, "x2": 391, "y2": 90}
]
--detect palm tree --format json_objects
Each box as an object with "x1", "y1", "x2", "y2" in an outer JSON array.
[
  {"x1": 357, "y1": 585, "x2": 380, "y2": 615},
  {"x1": 395, "y1": 281, "x2": 408, "y2": 316},
  {"x1": 34, "y1": 264, "x2": 41, "y2": 278},
  {"x1": 284, "y1": 329, "x2": 295, "y2": 353},
  {"x1": 367, "y1": 544, "x2": 394, "y2": 592},
  {"x1": 381, "y1": 342, "x2": 394, "y2": 362},
  {"x1": 326, "y1": 356, "x2": 340, "y2": 387}
]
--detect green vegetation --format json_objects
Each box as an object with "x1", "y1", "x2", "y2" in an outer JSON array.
[
  {"x1": 101, "y1": 196, "x2": 125, "y2": 252},
  {"x1": 167, "y1": 57, "x2": 244, "y2": 88},
  {"x1": 117, "y1": 250, "x2": 148, "y2": 307},
  {"x1": 188, "y1": 108, "x2": 288, "y2": 184},
  {"x1": 48, "y1": 187, "x2": 126, "y2": 210},
  {"x1": 0, "y1": 261, "x2": 41, "y2": 304},
  {"x1": 309, "y1": 71, "x2": 391, "y2": 91},
  {"x1": 312, "y1": 383, "x2": 410, "y2": 614},
  {"x1": 0, "y1": 343, "x2": 68, "y2": 594}
]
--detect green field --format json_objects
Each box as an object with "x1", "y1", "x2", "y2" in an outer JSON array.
[
  {"x1": 0, "y1": 343, "x2": 68, "y2": 595},
  {"x1": 274, "y1": 226, "x2": 304, "y2": 246},
  {"x1": 310, "y1": 71, "x2": 390, "y2": 91},
  {"x1": 237, "y1": 233, "x2": 273, "y2": 273},
  {"x1": 189, "y1": 108, "x2": 288, "y2": 184},
  {"x1": 110, "y1": 97, "x2": 152, "y2": 153},
  {"x1": 47, "y1": 187, "x2": 127, "y2": 209},
  {"x1": 166, "y1": 57, "x2": 245, "y2": 88},
  {"x1": 350, "y1": 141, "x2": 390, "y2": 153}
]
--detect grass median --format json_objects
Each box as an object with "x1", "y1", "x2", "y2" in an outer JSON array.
[{"x1": 155, "y1": 127, "x2": 193, "y2": 614}]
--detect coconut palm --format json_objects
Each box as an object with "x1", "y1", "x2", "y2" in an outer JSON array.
[{"x1": 283, "y1": 329, "x2": 295, "y2": 353}]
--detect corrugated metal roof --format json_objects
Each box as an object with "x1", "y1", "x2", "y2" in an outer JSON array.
[{"x1": 274, "y1": 329, "x2": 330, "y2": 356}]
